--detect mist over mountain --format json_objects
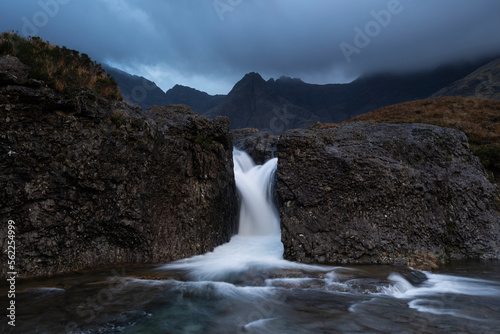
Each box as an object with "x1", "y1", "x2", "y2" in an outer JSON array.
[
  {"x1": 107, "y1": 57, "x2": 496, "y2": 133},
  {"x1": 104, "y1": 65, "x2": 225, "y2": 114},
  {"x1": 268, "y1": 57, "x2": 494, "y2": 122}
]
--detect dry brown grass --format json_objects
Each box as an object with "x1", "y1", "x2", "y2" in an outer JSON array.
[
  {"x1": 313, "y1": 97, "x2": 500, "y2": 182},
  {"x1": 408, "y1": 251, "x2": 439, "y2": 271},
  {"x1": 347, "y1": 97, "x2": 500, "y2": 146},
  {"x1": 0, "y1": 31, "x2": 122, "y2": 101}
]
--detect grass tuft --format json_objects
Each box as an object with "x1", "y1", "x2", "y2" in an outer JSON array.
[{"x1": 0, "y1": 31, "x2": 122, "y2": 101}]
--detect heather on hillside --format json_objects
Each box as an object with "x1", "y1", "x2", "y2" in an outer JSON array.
[
  {"x1": 346, "y1": 97, "x2": 500, "y2": 182},
  {"x1": 0, "y1": 32, "x2": 122, "y2": 101}
]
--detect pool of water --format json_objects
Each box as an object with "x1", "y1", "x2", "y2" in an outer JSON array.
[
  {"x1": 2, "y1": 260, "x2": 499, "y2": 334},
  {"x1": 3, "y1": 151, "x2": 499, "y2": 333}
]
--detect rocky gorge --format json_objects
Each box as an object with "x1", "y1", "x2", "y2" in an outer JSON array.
[{"x1": 1, "y1": 52, "x2": 500, "y2": 280}]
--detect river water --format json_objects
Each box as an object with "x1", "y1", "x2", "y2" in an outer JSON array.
[{"x1": 2, "y1": 150, "x2": 500, "y2": 333}]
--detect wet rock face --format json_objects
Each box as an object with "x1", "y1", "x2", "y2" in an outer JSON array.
[
  {"x1": 0, "y1": 56, "x2": 238, "y2": 279},
  {"x1": 231, "y1": 128, "x2": 279, "y2": 165},
  {"x1": 277, "y1": 122, "x2": 500, "y2": 265}
]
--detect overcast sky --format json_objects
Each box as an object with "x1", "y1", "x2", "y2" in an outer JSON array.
[{"x1": 1, "y1": 0, "x2": 500, "y2": 94}]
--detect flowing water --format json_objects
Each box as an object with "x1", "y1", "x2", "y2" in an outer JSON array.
[{"x1": 2, "y1": 149, "x2": 500, "y2": 333}]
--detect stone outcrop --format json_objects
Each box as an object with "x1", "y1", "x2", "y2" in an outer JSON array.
[
  {"x1": 277, "y1": 122, "x2": 500, "y2": 266},
  {"x1": 231, "y1": 128, "x2": 278, "y2": 165},
  {"x1": 0, "y1": 55, "x2": 29, "y2": 85},
  {"x1": 0, "y1": 56, "x2": 238, "y2": 279}
]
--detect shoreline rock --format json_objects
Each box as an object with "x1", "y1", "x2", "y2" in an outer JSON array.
[
  {"x1": 277, "y1": 122, "x2": 500, "y2": 266},
  {"x1": 0, "y1": 56, "x2": 238, "y2": 279}
]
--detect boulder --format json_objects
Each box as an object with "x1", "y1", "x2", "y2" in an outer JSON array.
[
  {"x1": 277, "y1": 122, "x2": 500, "y2": 266},
  {"x1": 0, "y1": 55, "x2": 29, "y2": 85},
  {"x1": 0, "y1": 59, "x2": 238, "y2": 279}
]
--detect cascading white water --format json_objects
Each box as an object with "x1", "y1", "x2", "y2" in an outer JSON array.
[
  {"x1": 13, "y1": 153, "x2": 500, "y2": 333},
  {"x1": 233, "y1": 149, "x2": 280, "y2": 236},
  {"x1": 162, "y1": 148, "x2": 329, "y2": 280},
  {"x1": 161, "y1": 148, "x2": 291, "y2": 280}
]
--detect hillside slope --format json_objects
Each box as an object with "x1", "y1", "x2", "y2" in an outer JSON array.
[
  {"x1": 0, "y1": 32, "x2": 121, "y2": 101},
  {"x1": 102, "y1": 64, "x2": 169, "y2": 111},
  {"x1": 165, "y1": 84, "x2": 226, "y2": 114},
  {"x1": 431, "y1": 57, "x2": 500, "y2": 100},
  {"x1": 269, "y1": 61, "x2": 490, "y2": 123}
]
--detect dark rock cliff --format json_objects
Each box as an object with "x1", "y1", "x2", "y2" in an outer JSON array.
[
  {"x1": 0, "y1": 56, "x2": 238, "y2": 279},
  {"x1": 277, "y1": 122, "x2": 500, "y2": 266}
]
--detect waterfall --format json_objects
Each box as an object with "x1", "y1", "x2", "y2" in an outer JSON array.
[
  {"x1": 161, "y1": 148, "x2": 285, "y2": 280},
  {"x1": 233, "y1": 149, "x2": 280, "y2": 236}
]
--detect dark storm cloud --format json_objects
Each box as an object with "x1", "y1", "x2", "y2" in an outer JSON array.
[{"x1": 1, "y1": 0, "x2": 500, "y2": 94}]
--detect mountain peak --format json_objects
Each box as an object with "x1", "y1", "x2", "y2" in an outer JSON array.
[
  {"x1": 171, "y1": 84, "x2": 190, "y2": 89},
  {"x1": 276, "y1": 76, "x2": 304, "y2": 84},
  {"x1": 237, "y1": 72, "x2": 266, "y2": 86},
  {"x1": 242, "y1": 72, "x2": 265, "y2": 80},
  {"x1": 168, "y1": 84, "x2": 204, "y2": 94},
  {"x1": 229, "y1": 72, "x2": 267, "y2": 94},
  {"x1": 205, "y1": 72, "x2": 318, "y2": 133},
  {"x1": 164, "y1": 84, "x2": 225, "y2": 114}
]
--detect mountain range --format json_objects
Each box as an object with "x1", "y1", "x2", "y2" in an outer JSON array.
[{"x1": 104, "y1": 56, "x2": 499, "y2": 134}]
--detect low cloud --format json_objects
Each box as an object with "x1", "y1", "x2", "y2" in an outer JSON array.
[{"x1": 1, "y1": 0, "x2": 500, "y2": 94}]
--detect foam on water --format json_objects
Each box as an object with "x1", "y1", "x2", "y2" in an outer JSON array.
[
  {"x1": 164, "y1": 234, "x2": 284, "y2": 280},
  {"x1": 233, "y1": 149, "x2": 280, "y2": 236},
  {"x1": 381, "y1": 272, "x2": 500, "y2": 298},
  {"x1": 378, "y1": 271, "x2": 500, "y2": 318},
  {"x1": 163, "y1": 228, "x2": 333, "y2": 281},
  {"x1": 241, "y1": 318, "x2": 276, "y2": 333},
  {"x1": 407, "y1": 299, "x2": 485, "y2": 320},
  {"x1": 162, "y1": 149, "x2": 332, "y2": 281},
  {"x1": 160, "y1": 147, "x2": 500, "y2": 328}
]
